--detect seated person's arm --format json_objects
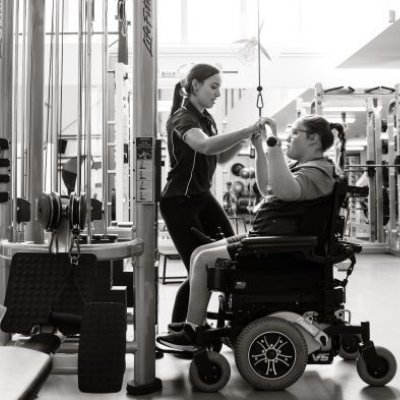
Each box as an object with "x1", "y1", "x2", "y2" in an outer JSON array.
[
  {"x1": 252, "y1": 118, "x2": 278, "y2": 198},
  {"x1": 252, "y1": 136, "x2": 268, "y2": 197},
  {"x1": 267, "y1": 147, "x2": 301, "y2": 201}
]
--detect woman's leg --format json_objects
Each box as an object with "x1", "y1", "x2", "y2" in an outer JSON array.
[
  {"x1": 160, "y1": 196, "x2": 208, "y2": 322},
  {"x1": 199, "y1": 194, "x2": 235, "y2": 239},
  {"x1": 186, "y1": 244, "x2": 230, "y2": 326}
]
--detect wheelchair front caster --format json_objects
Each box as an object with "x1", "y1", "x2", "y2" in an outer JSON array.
[
  {"x1": 357, "y1": 346, "x2": 397, "y2": 386},
  {"x1": 234, "y1": 316, "x2": 308, "y2": 390},
  {"x1": 189, "y1": 351, "x2": 231, "y2": 392},
  {"x1": 338, "y1": 334, "x2": 361, "y2": 361}
]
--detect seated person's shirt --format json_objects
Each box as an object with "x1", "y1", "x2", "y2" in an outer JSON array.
[{"x1": 249, "y1": 158, "x2": 336, "y2": 236}]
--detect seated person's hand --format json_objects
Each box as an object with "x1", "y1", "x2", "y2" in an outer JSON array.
[{"x1": 264, "y1": 117, "x2": 277, "y2": 137}]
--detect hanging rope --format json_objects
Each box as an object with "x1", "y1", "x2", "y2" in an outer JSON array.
[
  {"x1": 249, "y1": 0, "x2": 264, "y2": 218},
  {"x1": 118, "y1": 0, "x2": 128, "y2": 37},
  {"x1": 256, "y1": 0, "x2": 264, "y2": 119}
]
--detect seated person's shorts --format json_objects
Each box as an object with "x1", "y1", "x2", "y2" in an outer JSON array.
[{"x1": 226, "y1": 233, "x2": 247, "y2": 259}]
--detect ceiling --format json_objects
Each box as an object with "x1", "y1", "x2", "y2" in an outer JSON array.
[{"x1": 338, "y1": 18, "x2": 400, "y2": 69}]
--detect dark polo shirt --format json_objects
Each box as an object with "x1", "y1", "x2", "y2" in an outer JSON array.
[{"x1": 162, "y1": 99, "x2": 218, "y2": 198}]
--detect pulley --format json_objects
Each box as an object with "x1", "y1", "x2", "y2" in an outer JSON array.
[
  {"x1": 37, "y1": 192, "x2": 62, "y2": 231},
  {"x1": 68, "y1": 193, "x2": 87, "y2": 232}
]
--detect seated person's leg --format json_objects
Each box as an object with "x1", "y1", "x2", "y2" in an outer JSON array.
[
  {"x1": 158, "y1": 243, "x2": 230, "y2": 350},
  {"x1": 187, "y1": 243, "x2": 230, "y2": 327},
  {"x1": 189, "y1": 238, "x2": 228, "y2": 273}
]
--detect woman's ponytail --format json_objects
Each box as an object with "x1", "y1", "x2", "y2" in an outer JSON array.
[{"x1": 170, "y1": 81, "x2": 185, "y2": 117}]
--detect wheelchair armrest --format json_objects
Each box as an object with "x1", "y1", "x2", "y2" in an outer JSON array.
[{"x1": 240, "y1": 235, "x2": 318, "y2": 252}]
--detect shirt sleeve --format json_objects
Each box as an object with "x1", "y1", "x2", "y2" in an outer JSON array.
[
  {"x1": 293, "y1": 167, "x2": 334, "y2": 200},
  {"x1": 173, "y1": 112, "x2": 201, "y2": 141}
]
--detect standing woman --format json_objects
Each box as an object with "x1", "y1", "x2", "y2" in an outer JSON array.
[{"x1": 160, "y1": 63, "x2": 266, "y2": 326}]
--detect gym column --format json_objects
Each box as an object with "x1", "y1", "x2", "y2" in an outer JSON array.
[{"x1": 127, "y1": 0, "x2": 162, "y2": 395}]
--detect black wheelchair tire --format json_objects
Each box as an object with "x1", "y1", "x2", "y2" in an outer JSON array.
[
  {"x1": 357, "y1": 346, "x2": 397, "y2": 386},
  {"x1": 189, "y1": 351, "x2": 231, "y2": 392},
  {"x1": 234, "y1": 316, "x2": 308, "y2": 390}
]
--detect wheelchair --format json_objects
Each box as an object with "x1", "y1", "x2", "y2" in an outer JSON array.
[{"x1": 179, "y1": 179, "x2": 397, "y2": 392}]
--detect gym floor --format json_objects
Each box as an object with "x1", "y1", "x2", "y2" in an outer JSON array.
[{"x1": 37, "y1": 253, "x2": 400, "y2": 400}]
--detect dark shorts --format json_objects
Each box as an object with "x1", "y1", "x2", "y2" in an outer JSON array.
[{"x1": 226, "y1": 233, "x2": 247, "y2": 259}]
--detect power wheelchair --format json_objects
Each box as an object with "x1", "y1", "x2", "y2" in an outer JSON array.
[{"x1": 173, "y1": 178, "x2": 397, "y2": 392}]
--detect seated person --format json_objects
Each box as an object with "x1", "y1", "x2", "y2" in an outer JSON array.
[{"x1": 158, "y1": 115, "x2": 340, "y2": 351}]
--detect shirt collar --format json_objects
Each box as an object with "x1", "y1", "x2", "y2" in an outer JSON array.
[{"x1": 182, "y1": 98, "x2": 212, "y2": 120}]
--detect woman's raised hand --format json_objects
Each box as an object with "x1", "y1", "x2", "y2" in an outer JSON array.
[{"x1": 250, "y1": 117, "x2": 270, "y2": 143}]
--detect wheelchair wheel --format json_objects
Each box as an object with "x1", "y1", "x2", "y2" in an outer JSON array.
[
  {"x1": 234, "y1": 317, "x2": 307, "y2": 390},
  {"x1": 357, "y1": 346, "x2": 397, "y2": 386},
  {"x1": 338, "y1": 334, "x2": 361, "y2": 361},
  {"x1": 189, "y1": 351, "x2": 231, "y2": 392}
]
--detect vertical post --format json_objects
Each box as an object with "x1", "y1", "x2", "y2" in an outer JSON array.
[
  {"x1": 77, "y1": 0, "x2": 83, "y2": 196},
  {"x1": 25, "y1": 1, "x2": 45, "y2": 244},
  {"x1": 102, "y1": 0, "x2": 109, "y2": 235},
  {"x1": 12, "y1": 0, "x2": 19, "y2": 242},
  {"x1": 181, "y1": 0, "x2": 187, "y2": 43},
  {"x1": 127, "y1": 0, "x2": 161, "y2": 395},
  {"x1": 21, "y1": 0, "x2": 27, "y2": 200},
  {"x1": 0, "y1": 0, "x2": 14, "y2": 241},
  {"x1": 387, "y1": 114, "x2": 396, "y2": 240},
  {"x1": 366, "y1": 99, "x2": 377, "y2": 242},
  {"x1": 314, "y1": 83, "x2": 323, "y2": 115},
  {"x1": 374, "y1": 108, "x2": 384, "y2": 242},
  {"x1": 52, "y1": 0, "x2": 60, "y2": 192},
  {"x1": 396, "y1": 84, "x2": 400, "y2": 228},
  {"x1": 85, "y1": 0, "x2": 92, "y2": 242}
]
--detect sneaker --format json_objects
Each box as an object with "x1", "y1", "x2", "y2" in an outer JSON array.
[
  {"x1": 168, "y1": 322, "x2": 185, "y2": 333},
  {"x1": 157, "y1": 324, "x2": 197, "y2": 351},
  {"x1": 168, "y1": 322, "x2": 211, "y2": 333}
]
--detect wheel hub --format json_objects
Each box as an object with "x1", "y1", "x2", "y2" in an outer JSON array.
[
  {"x1": 249, "y1": 331, "x2": 296, "y2": 380},
  {"x1": 367, "y1": 357, "x2": 389, "y2": 379},
  {"x1": 266, "y1": 349, "x2": 277, "y2": 359},
  {"x1": 201, "y1": 363, "x2": 221, "y2": 384}
]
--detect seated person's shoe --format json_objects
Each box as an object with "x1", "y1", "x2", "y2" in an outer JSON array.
[
  {"x1": 157, "y1": 324, "x2": 196, "y2": 351},
  {"x1": 168, "y1": 322, "x2": 211, "y2": 333},
  {"x1": 168, "y1": 322, "x2": 185, "y2": 333}
]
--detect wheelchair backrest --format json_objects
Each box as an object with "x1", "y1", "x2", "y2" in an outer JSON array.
[{"x1": 298, "y1": 176, "x2": 349, "y2": 256}]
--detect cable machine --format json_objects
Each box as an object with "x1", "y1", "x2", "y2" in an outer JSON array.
[
  {"x1": 313, "y1": 83, "x2": 400, "y2": 255},
  {"x1": 0, "y1": 0, "x2": 161, "y2": 396}
]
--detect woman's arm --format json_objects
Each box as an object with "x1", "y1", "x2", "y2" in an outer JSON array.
[
  {"x1": 217, "y1": 140, "x2": 246, "y2": 164},
  {"x1": 183, "y1": 119, "x2": 268, "y2": 156}
]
